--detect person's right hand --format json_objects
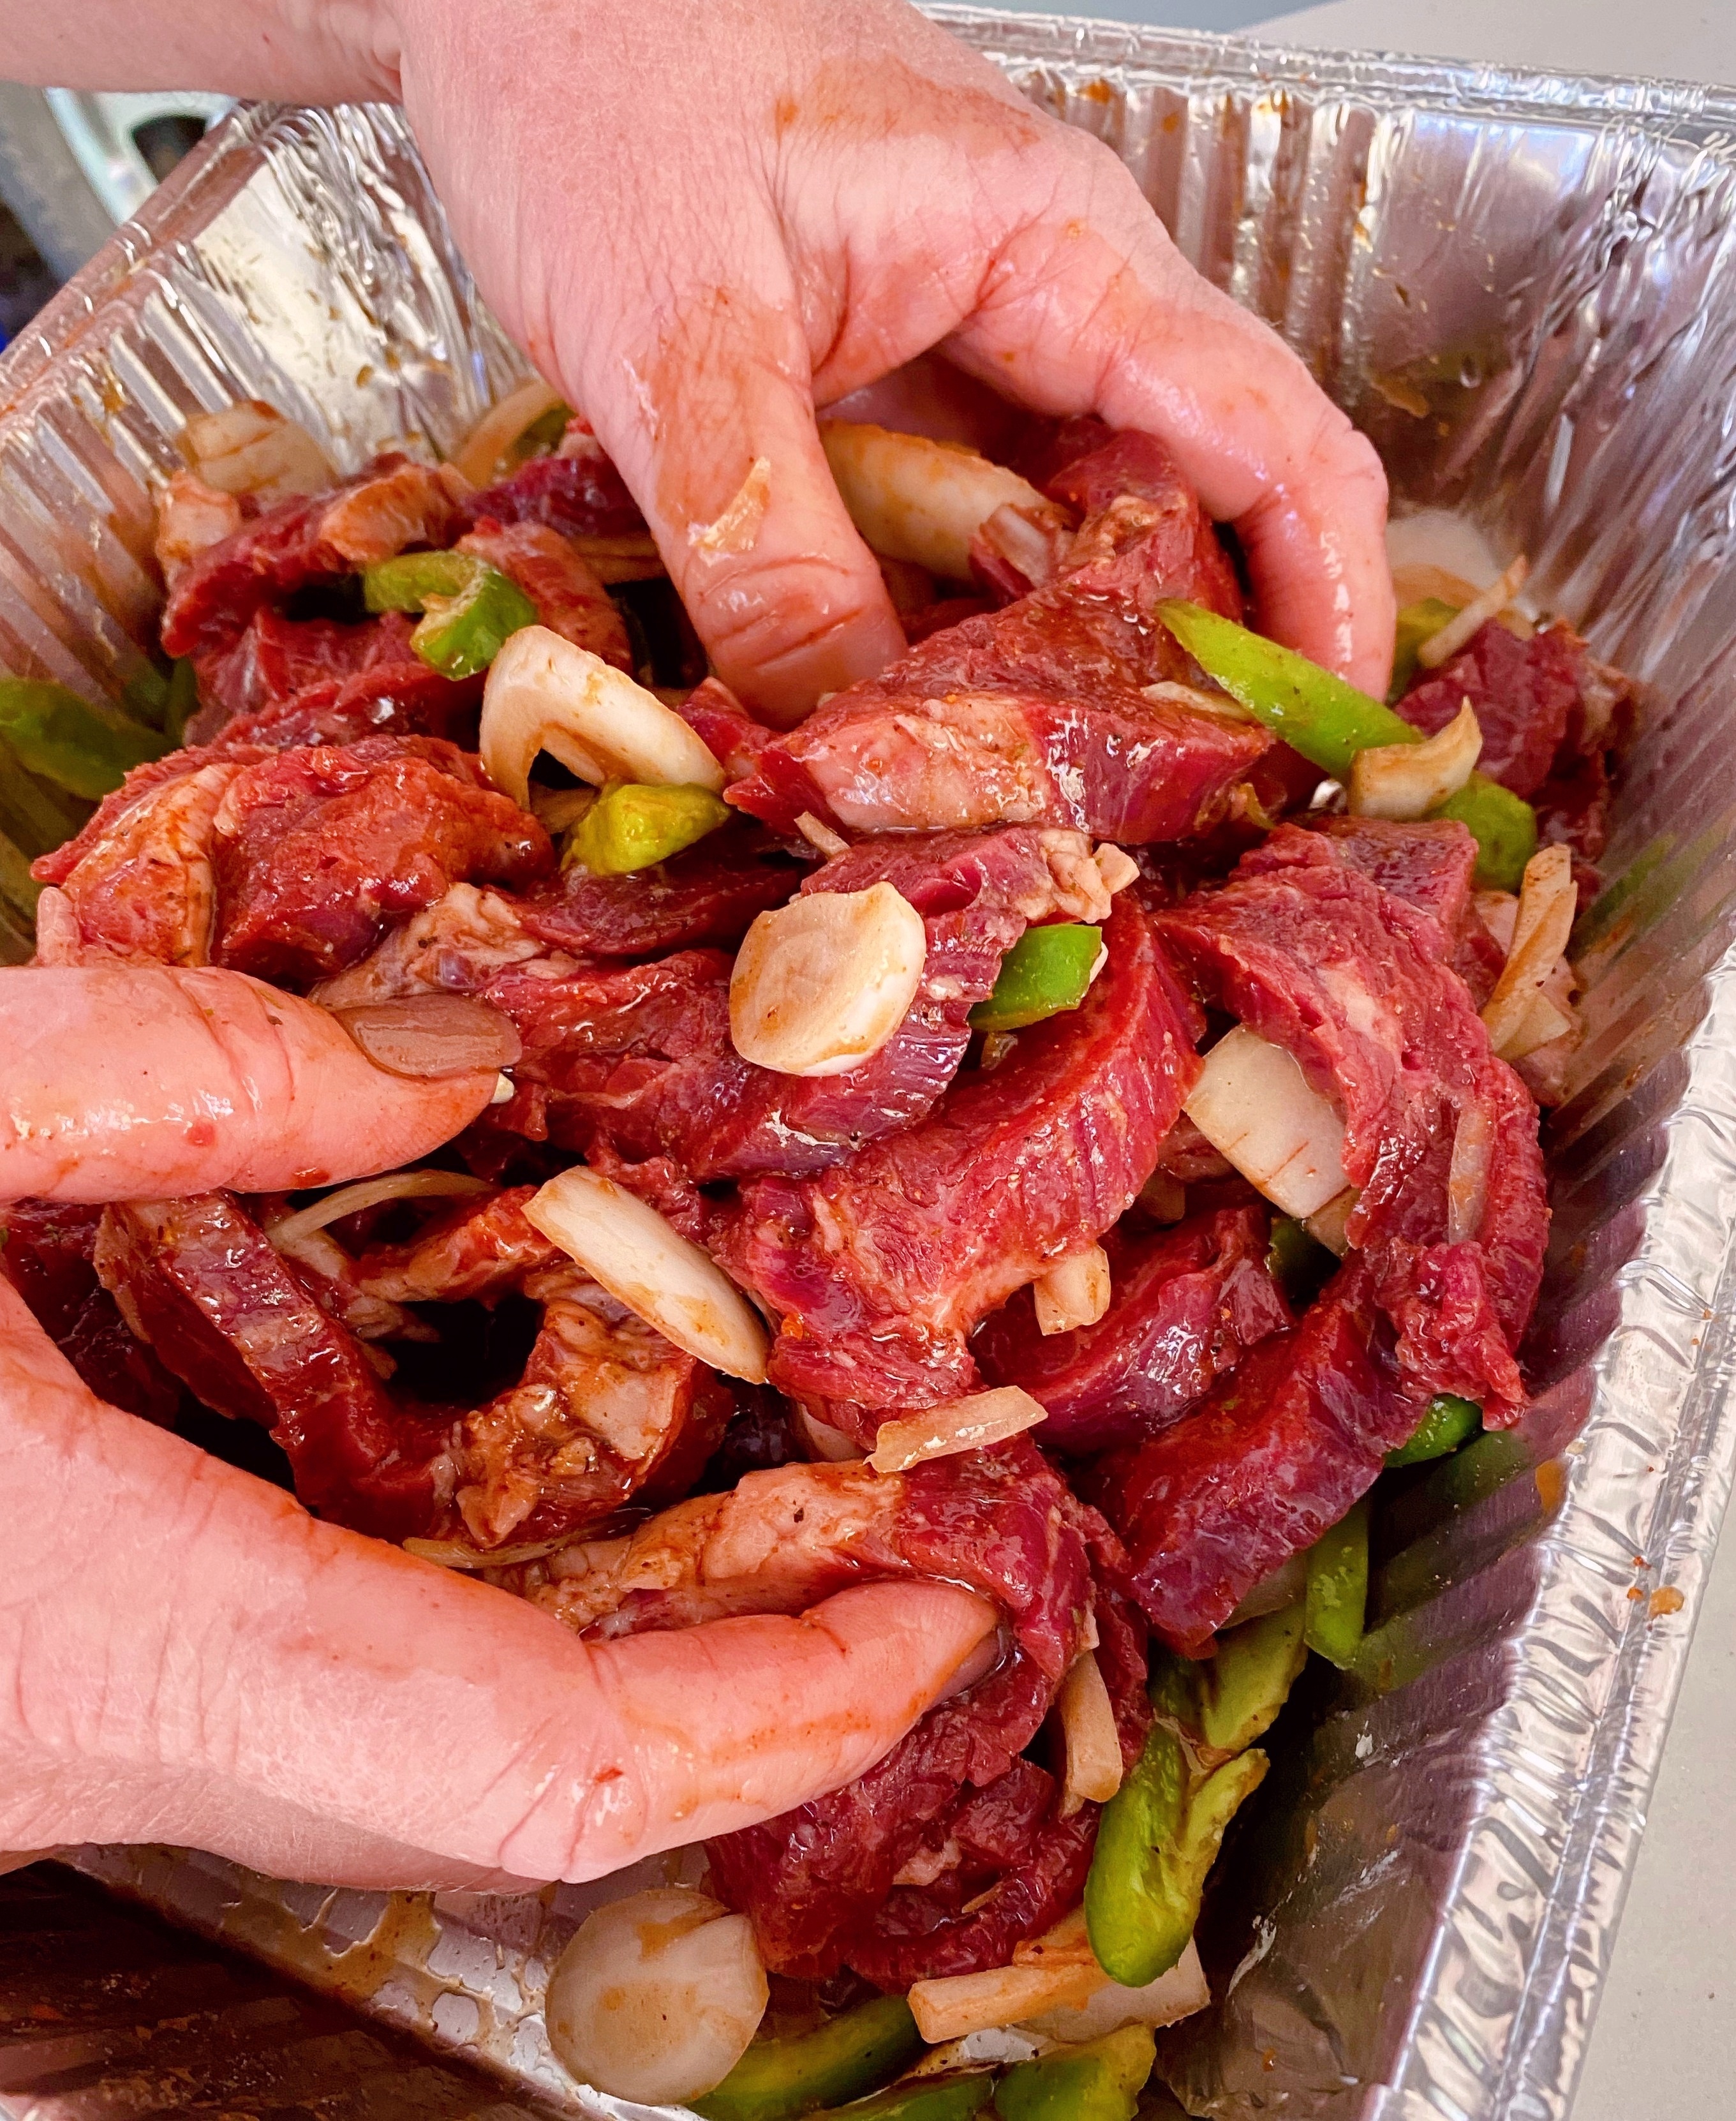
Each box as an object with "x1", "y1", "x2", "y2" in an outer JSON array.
[{"x1": 392, "y1": 0, "x2": 1392, "y2": 720}]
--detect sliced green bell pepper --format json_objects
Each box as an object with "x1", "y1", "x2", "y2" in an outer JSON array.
[
  {"x1": 565, "y1": 778, "x2": 731, "y2": 875},
  {"x1": 1386, "y1": 1393, "x2": 1482, "y2": 1468},
  {"x1": 1305, "y1": 1496, "x2": 1370, "y2": 1668},
  {"x1": 0, "y1": 734, "x2": 94, "y2": 858},
  {"x1": 813, "y1": 2073, "x2": 995, "y2": 2120},
  {"x1": 0, "y1": 678, "x2": 170, "y2": 799},
  {"x1": 693, "y1": 1997, "x2": 923, "y2": 2121},
  {"x1": 992, "y1": 2027, "x2": 1157, "y2": 2121},
  {"x1": 1199, "y1": 1602, "x2": 1308, "y2": 1756},
  {"x1": 1155, "y1": 600, "x2": 1537, "y2": 891},
  {"x1": 969, "y1": 923, "x2": 1102, "y2": 1033},
  {"x1": 1388, "y1": 597, "x2": 1462, "y2": 701},
  {"x1": 1266, "y1": 1214, "x2": 1337, "y2": 1311},
  {"x1": 163, "y1": 657, "x2": 200, "y2": 747},
  {"x1": 362, "y1": 549, "x2": 538, "y2": 680}
]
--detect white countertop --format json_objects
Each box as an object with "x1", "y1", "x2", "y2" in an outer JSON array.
[{"x1": 986, "y1": 1, "x2": 1732, "y2": 2113}]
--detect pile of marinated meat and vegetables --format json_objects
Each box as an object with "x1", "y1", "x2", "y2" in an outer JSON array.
[{"x1": 0, "y1": 389, "x2": 1630, "y2": 2118}]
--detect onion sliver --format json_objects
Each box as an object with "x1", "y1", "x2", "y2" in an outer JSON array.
[
  {"x1": 870, "y1": 1385, "x2": 1046, "y2": 1475},
  {"x1": 1415, "y1": 555, "x2": 1531, "y2": 671},
  {"x1": 819, "y1": 420, "x2": 1055, "y2": 581},
  {"x1": 731, "y1": 883, "x2": 926, "y2": 1078},
  {"x1": 450, "y1": 377, "x2": 565, "y2": 487},
  {"x1": 403, "y1": 1534, "x2": 563, "y2": 1570},
  {"x1": 1033, "y1": 1245, "x2": 1111, "y2": 1337},
  {"x1": 1021, "y1": 1939, "x2": 1210, "y2": 2039},
  {"x1": 1347, "y1": 699, "x2": 1482, "y2": 821},
  {"x1": 268, "y1": 1169, "x2": 493, "y2": 1250},
  {"x1": 910, "y1": 1960, "x2": 1106, "y2": 2044},
  {"x1": 525, "y1": 1167, "x2": 769, "y2": 1382},
  {"x1": 544, "y1": 1888, "x2": 768, "y2": 2106},
  {"x1": 480, "y1": 626, "x2": 725, "y2": 807},
  {"x1": 331, "y1": 995, "x2": 523, "y2": 1078},
  {"x1": 1184, "y1": 1026, "x2": 1351, "y2": 1219},
  {"x1": 1482, "y1": 843, "x2": 1575, "y2": 1057},
  {"x1": 1058, "y1": 1650, "x2": 1124, "y2": 1815}
]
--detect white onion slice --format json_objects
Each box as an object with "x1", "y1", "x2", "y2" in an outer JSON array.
[
  {"x1": 869, "y1": 1386, "x2": 1047, "y2": 1475},
  {"x1": 1303, "y1": 1187, "x2": 1356, "y2": 1259},
  {"x1": 819, "y1": 420, "x2": 1055, "y2": 581},
  {"x1": 1183, "y1": 1027, "x2": 1351, "y2": 1219},
  {"x1": 1021, "y1": 1939, "x2": 1210, "y2": 2039},
  {"x1": 1446, "y1": 1102, "x2": 1493, "y2": 1246},
  {"x1": 267, "y1": 1170, "x2": 493, "y2": 1251},
  {"x1": 1057, "y1": 1650, "x2": 1124, "y2": 1815},
  {"x1": 181, "y1": 400, "x2": 332, "y2": 500},
  {"x1": 330, "y1": 995, "x2": 523, "y2": 1078},
  {"x1": 796, "y1": 810, "x2": 850, "y2": 858},
  {"x1": 403, "y1": 1534, "x2": 564, "y2": 1570},
  {"x1": 525, "y1": 1168, "x2": 769, "y2": 1382},
  {"x1": 1012, "y1": 1905, "x2": 1097, "y2": 1970},
  {"x1": 1094, "y1": 844, "x2": 1141, "y2": 895},
  {"x1": 1482, "y1": 844, "x2": 1576, "y2": 1058},
  {"x1": 481, "y1": 626, "x2": 725, "y2": 807},
  {"x1": 1032, "y1": 1245, "x2": 1111, "y2": 1337},
  {"x1": 1143, "y1": 678, "x2": 1261, "y2": 726},
  {"x1": 910, "y1": 1959, "x2": 1106, "y2": 2044},
  {"x1": 730, "y1": 884, "x2": 926, "y2": 1078},
  {"x1": 544, "y1": 1887, "x2": 768, "y2": 2105},
  {"x1": 450, "y1": 377, "x2": 565, "y2": 487},
  {"x1": 798, "y1": 1409, "x2": 866, "y2": 1463},
  {"x1": 1414, "y1": 555, "x2": 1531, "y2": 670},
  {"x1": 1347, "y1": 700, "x2": 1482, "y2": 821}
]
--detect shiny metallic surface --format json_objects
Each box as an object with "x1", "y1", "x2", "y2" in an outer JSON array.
[{"x1": 1, "y1": 18, "x2": 1734, "y2": 2120}]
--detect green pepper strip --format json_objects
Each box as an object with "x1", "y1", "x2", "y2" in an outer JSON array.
[
  {"x1": 969, "y1": 923, "x2": 1102, "y2": 1033},
  {"x1": 1155, "y1": 600, "x2": 1538, "y2": 891},
  {"x1": 362, "y1": 550, "x2": 538, "y2": 680},
  {"x1": 811, "y1": 2073, "x2": 995, "y2": 2121},
  {"x1": 993, "y1": 2027, "x2": 1158, "y2": 2121},
  {"x1": 1199, "y1": 1603, "x2": 1309, "y2": 1756},
  {"x1": 692, "y1": 1996, "x2": 922, "y2": 2121},
  {"x1": 163, "y1": 659, "x2": 200, "y2": 747},
  {"x1": 1305, "y1": 1496, "x2": 1370, "y2": 1667},
  {"x1": 1385, "y1": 1393, "x2": 1482, "y2": 1468},
  {"x1": 1085, "y1": 1644, "x2": 1279, "y2": 1989},
  {"x1": 1388, "y1": 597, "x2": 1462, "y2": 701},
  {"x1": 0, "y1": 679, "x2": 170, "y2": 800},
  {"x1": 567, "y1": 778, "x2": 731, "y2": 875},
  {"x1": 1266, "y1": 1214, "x2": 1337, "y2": 1311}
]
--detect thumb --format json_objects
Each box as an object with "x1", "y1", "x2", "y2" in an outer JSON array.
[{"x1": 583, "y1": 262, "x2": 905, "y2": 728}]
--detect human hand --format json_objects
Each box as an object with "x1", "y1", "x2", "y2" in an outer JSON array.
[{"x1": 390, "y1": 0, "x2": 1391, "y2": 720}]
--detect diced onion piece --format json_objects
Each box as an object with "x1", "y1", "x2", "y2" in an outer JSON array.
[
  {"x1": 1012, "y1": 1905, "x2": 1096, "y2": 1970},
  {"x1": 1474, "y1": 888, "x2": 1520, "y2": 955},
  {"x1": 798, "y1": 1409, "x2": 866, "y2": 1463},
  {"x1": 1184, "y1": 1026, "x2": 1351, "y2": 1219},
  {"x1": 795, "y1": 810, "x2": 850, "y2": 858},
  {"x1": 1482, "y1": 843, "x2": 1575, "y2": 1057},
  {"x1": 1020, "y1": 1939, "x2": 1210, "y2": 2039},
  {"x1": 1143, "y1": 678, "x2": 1261, "y2": 726},
  {"x1": 819, "y1": 420, "x2": 1055, "y2": 581},
  {"x1": 525, "y1": 1167, "x2": 769, "y2": 1382},
  {"x1": 1446, "y1": 1102, "x2": 1494, "y2": 1246},
  {"x1": 910, "y1": 1960, "x2": 1107, "y2": 2044},
  {"x1": 870, "y1": 1386, "x2": 1048, "y2": 1475},
  {"x1": 267, "y1": 1170, "x2": 493, "y2": 1251},
  {"x1": 480, "y1": 626, "x2": 725, "y2": 807},
  {"x1": 1303, "y1": 1187, "x2": 1356, "y2": 1258},
  {"x1": 731, "y1": 884, "x2": 926, "y2": 1078},
  {"x1": 1504, "y1": 987, "x2": 1573, "y2": 1060},
  {"x1": 544, "y1": 1887, "x2": 768, "y2": 2106},
  {"x1": 1032, "y1": 1244, "x2": 1111, "y2": 1336},
  {"x1": 181, "y1": 400, "x2": 332, "y2": 500},
  {"x1": 1414, "y1": 556, "x2": 1531, "y2": 670},
  {"x1": 450, "y1": 377, "x2": 565, "y2": 487},
  {"x1": 403, "y1": 1534, "x2": 564, "y2": 1570},
  {"x1": 904, "y1": 2028, "x2": 1049, "y2": 2078},
  {"x1": 1347, "y1": 700, "x2": 1482, "y2": 821},
  {"x1": 1057, "y1": 1651, "x2": 1124, "y2": 1815},
  {"x1": 330, "y1": 995, "x2": 523, "y2": 1078}
]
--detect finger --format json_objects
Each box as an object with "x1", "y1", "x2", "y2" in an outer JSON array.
[
  {"x1": 578, "y1": 246, "x2": 905, "y2": 729},
  {"x1": 946, "y1": 177, "x2": 1394, "y2": 694},
  {"x1": 4, "y1": 1290, "x2": 996, "y2": 1885},
  {"x1": 0, "y1": 967, "x2": 498, "y2": 1203}
]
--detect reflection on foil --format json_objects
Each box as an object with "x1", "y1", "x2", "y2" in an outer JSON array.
[{"x1": 1, "y1": 15, "x2": 1735, "y2": 2119}]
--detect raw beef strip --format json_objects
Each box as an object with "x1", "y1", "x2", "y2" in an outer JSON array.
[
  {"x1": 455, "y1": 444, "x2": 644, "y2": 541},
  {"x1": 517, "y1": 818, "x2": 805, "y2": 957}
]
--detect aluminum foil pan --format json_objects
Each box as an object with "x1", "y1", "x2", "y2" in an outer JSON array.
[{"x1": 5, "y1": 13, "x2": 1736, "y2": 2120}]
